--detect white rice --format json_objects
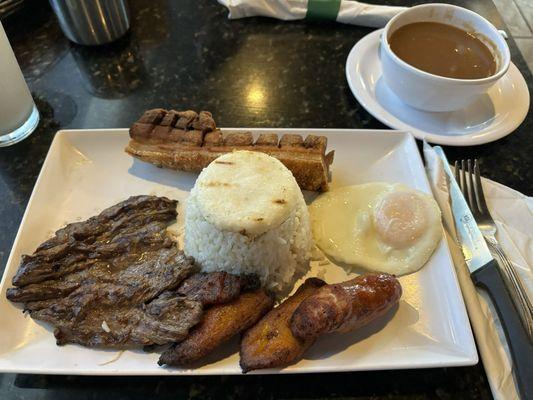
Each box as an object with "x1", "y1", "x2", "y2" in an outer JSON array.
[{"x1": 184, "y1": 189, "x2": 312, "y2": 294}]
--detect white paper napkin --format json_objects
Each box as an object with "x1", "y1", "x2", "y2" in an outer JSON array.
[
  {"x1": 217, "y1": 0, "x2": 405, "y2": 28},
  {"x1": 424, "y1": 142, "x2": 532, "y2": 400}
]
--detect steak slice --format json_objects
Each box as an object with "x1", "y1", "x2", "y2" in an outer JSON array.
[
  {"x1": 6, "y1": 195, "x2": 203, "y2": 348},
  {"x1": 176, "y1": 272, "x2": 261, "y2": 306},
  {"x1": 40, "y1": 287, "x2": 203, "y2": 347},
  {"x1": 11, "y1": 195, "x2": 178, "y2": 287}
]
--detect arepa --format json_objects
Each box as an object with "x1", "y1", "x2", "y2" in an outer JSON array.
[{"x1": 184, "y1": 151, "x2": 312, "y2": 293}]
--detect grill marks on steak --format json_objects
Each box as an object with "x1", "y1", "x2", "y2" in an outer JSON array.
[
  {"x1": 176, "y1": 272, "x2": 260, "y2": 306},
  {"x1": 35, "y1": 273, "x2": 203, "y2": 347},
  {"x1": 12, "y1": 196, "x2": 178, "y2": 287},
  {"x1": 6, "y1": 196, "x2": 204, "y2": 348},
  {"x1": 8, "y1": 222, "x2": 173, "y2": 304}
]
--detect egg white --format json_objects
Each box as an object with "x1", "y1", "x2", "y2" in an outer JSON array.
[{"x1": 309, "y1": 182, "x2": 442, "y2": 276}]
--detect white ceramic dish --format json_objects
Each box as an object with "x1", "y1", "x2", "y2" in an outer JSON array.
[
  {"x1": 380, "y1": 4, "x2": 510, "y2": 112},
  {"x1": 0, "y1": 128, "x2": 477, "y2": 375},
  {"x1": 346, "y1": 29, "x2": 530, "y2": 146}
]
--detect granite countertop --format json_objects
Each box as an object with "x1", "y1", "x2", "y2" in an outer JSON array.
[{"x1": 0, "y1": 0, "x2": 531, "y2": 399}]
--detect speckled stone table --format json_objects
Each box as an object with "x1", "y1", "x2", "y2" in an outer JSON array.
[{"x1": 0, "y1": 1, "x2": 531, "y2": 399}]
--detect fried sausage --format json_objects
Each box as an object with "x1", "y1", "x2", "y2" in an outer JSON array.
[
  {"x1": 239, "y1": 278, "x2": 326, "y2": 373},
  {"x1": 158, "y1": 289, "x2": 273, "y2": 366},
  {"x1": 290, "y1": 273, "x2": 402, "y2": 340}
]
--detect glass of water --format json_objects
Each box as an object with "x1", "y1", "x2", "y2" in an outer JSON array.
[{"x1": 0, "y1": 21, "x2": 39, "y2": 147}]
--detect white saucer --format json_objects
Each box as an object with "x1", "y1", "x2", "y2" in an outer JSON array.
[{"x1": 346, "y1": 29, "x2": 530, "y2": 146}]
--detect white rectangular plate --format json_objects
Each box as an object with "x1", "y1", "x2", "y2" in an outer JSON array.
[{"x1": 0, "y1": 129, "x2": 477, "y2": 375}]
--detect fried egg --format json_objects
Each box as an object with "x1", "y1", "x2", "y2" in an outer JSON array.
[{"x1": 310, "y1": 183, "x2": 442, "y2": 275}]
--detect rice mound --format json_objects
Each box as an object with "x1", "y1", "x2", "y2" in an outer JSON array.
[{"x1": 183, "y1": 151, "x2": 312, "y2": 293}]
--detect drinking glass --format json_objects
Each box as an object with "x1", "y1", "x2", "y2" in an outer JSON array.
[{"x1": 0, "y1": 21, "x2": 39, "y2": 147}]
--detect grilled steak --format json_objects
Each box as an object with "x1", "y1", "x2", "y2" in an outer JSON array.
[
  {"x1": 11, "y1": 195, "x2": 179, "y2": 287},
  {"x1": 125, "y1": 109, "x2": 334, "y2": 192},
  {"x1": 6, "y1": 195, "x2": 204, "y2": 348},
  {"x1": 176, "y1": 272, "x2": 260, "y2": 306}
]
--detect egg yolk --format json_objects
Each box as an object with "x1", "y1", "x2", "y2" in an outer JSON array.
[{"x1": 373, "y1": 191, "x2": 429, "y2": 249}]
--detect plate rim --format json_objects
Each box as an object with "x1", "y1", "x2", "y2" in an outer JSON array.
[
  {"x1": 0, "y1": 128, "x2": 478, "y2": 375},
  {"x1": 345, "y1": 29, "x2": 530, "y2": 146}
]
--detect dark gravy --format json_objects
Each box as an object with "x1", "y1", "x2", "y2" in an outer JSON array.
[{"x1": 388, "y1": 22, "x2": 496, "y2": 79}]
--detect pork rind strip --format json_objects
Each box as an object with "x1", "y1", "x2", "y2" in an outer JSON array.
[{"x1": 126, "y1": 109, "x2": 334, "y2": 191}]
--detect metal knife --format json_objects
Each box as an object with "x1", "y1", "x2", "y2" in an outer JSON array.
[{"x1": 433, "y1": 146, "x2": 532, "y2": 400}]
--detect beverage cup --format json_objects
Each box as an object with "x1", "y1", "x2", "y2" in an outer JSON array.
[
  {"x1": 0, "y1": 22, "x2": 39, "y2": 147},
  {"x1": 380, "y1": 4, "x2": 510, "y2": 112}
]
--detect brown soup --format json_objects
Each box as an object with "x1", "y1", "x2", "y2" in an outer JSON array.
[{"x1": 388, "y1": 22, "x2": 496, "y2": 79}]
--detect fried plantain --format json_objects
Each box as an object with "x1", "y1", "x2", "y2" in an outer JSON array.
[
  {"x1": 239, "y1": 278, "x2": 326, "y2": 372},
  {"x1": 158, "y1": 288, "x2": 273, "y2": 366}
]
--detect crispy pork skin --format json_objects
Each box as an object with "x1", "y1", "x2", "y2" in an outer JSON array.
[{"x1": 125, "y1": 109, "x2": 334, "y2": 191}]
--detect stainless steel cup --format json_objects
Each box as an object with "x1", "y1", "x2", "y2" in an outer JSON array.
[{"x1": 49, "y1": 0, "x2": 130, "y2": 46}]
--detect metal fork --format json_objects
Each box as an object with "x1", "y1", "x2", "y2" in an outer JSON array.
[{"x1": 455, "y1": 159, "x2": 533, "y2": 339}]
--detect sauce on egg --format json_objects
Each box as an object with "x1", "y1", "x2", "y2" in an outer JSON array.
[{"x1": 309, "y1": 183, "x2": 442, "y2": 276}]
